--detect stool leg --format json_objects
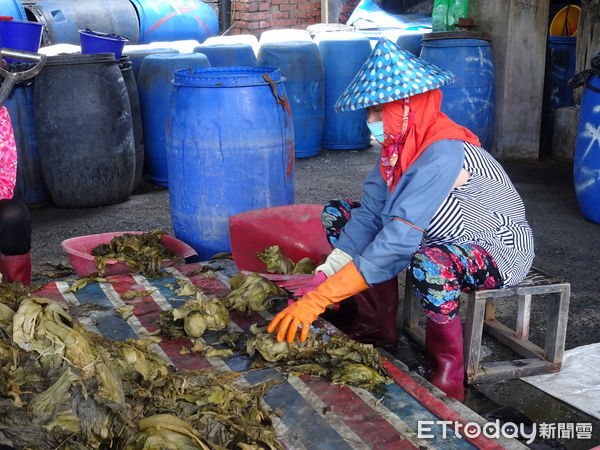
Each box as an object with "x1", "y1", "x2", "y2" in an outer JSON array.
[
  {"x1": 402, "y1": 274, "x2": 425, "y2": 347},
  {"x1": 485, "y1": 299, "x2": 496, "y2": 321},
  {"x1": 516, "y1": 294, "x2": 532, "y2": 340},
  {"x1": 464, "y1": 292, "x2": 486, "y2": 381},
  {"x1": 545, "y1": 285, "x2": 571, "y2": 364}
]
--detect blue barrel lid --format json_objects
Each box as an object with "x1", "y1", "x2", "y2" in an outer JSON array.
[
  {"x1": 259, "y1": 40, "x2": 319, "y2": 50},
  {"x1": 194, "y1": 42, "x2": 254, "y2": 49},
  {"x1": 122, "y1": 48, "x2": 179, "y2": 56},
  {"x1": 173, "y1": 66, "x2": 283, "y2": 87},
  {"x1": 314, "y1": 31, "x2": 371, "y2": 43}
]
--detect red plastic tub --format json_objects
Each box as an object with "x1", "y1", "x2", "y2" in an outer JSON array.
[
  {"x1": 229, "y1": 204, "x2": 332, "y2": 273},
  {"x1": 61, "y1": 231, "x2": 197, "y2": 277}
]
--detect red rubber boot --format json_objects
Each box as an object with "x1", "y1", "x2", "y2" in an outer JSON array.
[
  {"x1": 347, "y1": 278, "x2": 399, "y2": 347},
  {"x1": 0, "y1": 253, "x2": 32, "y2": 285},
  {"x1": 425, "y1": 317, "x2": 465, "y2": 401}
]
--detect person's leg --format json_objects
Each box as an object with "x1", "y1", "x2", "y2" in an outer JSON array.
[
  {"x1": 409, "y1": 243, "x2": 502, "y2": 400},
  {"x1": 320, "y1": 199, "x2": 399, "y2": 347},
  {"x1": 0, "y1": 198, "x2": 32, "y2": 285}
]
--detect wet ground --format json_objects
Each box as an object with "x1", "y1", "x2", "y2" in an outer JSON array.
[{"x1": 29, "y1": 143, "x2": 600, "y2": 448}]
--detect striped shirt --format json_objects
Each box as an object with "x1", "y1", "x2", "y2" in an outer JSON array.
[
  {"x1": 424, "y1": 142, "x2": 535, "y2": 286},
  {"x1": 339, "y1": 139, "x2": 534, "y2": 287}
]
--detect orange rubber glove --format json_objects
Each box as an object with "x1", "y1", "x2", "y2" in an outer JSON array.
[{"x1": 267, "y1": 261, "x2": 369, "y2": 342}]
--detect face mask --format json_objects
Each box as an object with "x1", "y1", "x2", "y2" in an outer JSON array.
[{"x1": 367, "y1": 120, "x2": 385, "y2": 143}]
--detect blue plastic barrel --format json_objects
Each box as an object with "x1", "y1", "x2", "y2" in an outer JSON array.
[
  {"x1": 129, "y1": 0, "x2": 218, "y2": 44},
  {"x1": 395, "y1": 29, "x2": 427, "y2": 56},
  {"x1": 193, "y1": 43, "x2": 257, "y2": 67},
  {"x1": 547, "y1": 36, "x2": 577, "y2": 110},
  {"x1": 4, "y1": 82, "x2": 50, "y2": 205},
  {"x1": 0, "y1": 0, "x2": 26, "y2": 20},
  {"x1": 421, "y1": 32, "x2": 496, "y2": 149},
  {"x1": 574, "y1": 76, "x2": 600, "y2": 224},
  {"x1": 167, "y1": 67, "x2": 295, "y2": 259},
  {"x1": 122, "y1": 48, "x2": 179, "y2": 79},
  {"x1": 543, "y1": 35, "x2": 577, "y2": 134},
  {"x1": 316, "y1": 32, "x2": 371, "y2": 150},
  {"x1": 259, "y1": 29, "x2": 312, "y2": 44},
  {"x1": 353, "y1": 26, "x2": 430, "y2": 51},
  {"x1": 204, "y1": 34, "x2": 259, "y2": 54},
  {"x1": 137, "y1": 53, "x2": 211, "y2": 187},
  {"x1": 24, "y1": 0, "x2": 139, "y2": 45},
  {"x1": 352, "y1": 28, "x2": 384, "y2": 49},
  {"x1": 257, "y1": 41, "x2": 324, "y2": 158}
]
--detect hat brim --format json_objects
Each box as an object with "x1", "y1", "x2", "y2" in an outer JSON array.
[{"x1": 334, "y1": 37, "x2": 456, "y2": 112}]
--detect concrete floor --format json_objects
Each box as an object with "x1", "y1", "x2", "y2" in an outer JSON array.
[{"x1": 28, "y1": 144, "x2": 600, "y2": 448}]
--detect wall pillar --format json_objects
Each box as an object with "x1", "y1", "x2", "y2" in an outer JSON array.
[
  {"x1": 471, "y1": 0, "x2": 551, "y2": 160},
  {"x1": 574, "y1": 0, "x2": 600, "y2": 104}
]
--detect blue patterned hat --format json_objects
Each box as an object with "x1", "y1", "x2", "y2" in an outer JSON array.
[{"x1": 335, "y1": 38, "x2": 456, "y2": 112}]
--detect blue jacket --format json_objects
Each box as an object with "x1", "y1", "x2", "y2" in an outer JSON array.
[{"x1": 335, "y1": 139, "x2": 464, "y2": 284}]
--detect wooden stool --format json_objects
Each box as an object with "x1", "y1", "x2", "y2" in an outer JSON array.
[{"x1": 402, "y1": 268, "x2": 570, "y2": 384}]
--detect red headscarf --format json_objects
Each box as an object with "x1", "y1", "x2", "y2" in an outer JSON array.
[{"x1": 379, "y1": 89, "x2": 481, "y2": 191}]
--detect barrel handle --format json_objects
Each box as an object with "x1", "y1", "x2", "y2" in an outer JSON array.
[
  {"x1": 586, "y1": 81, "x2": 600, "y2": 94},
  {"x1": 0, "y1": 53, "x2": 47, "y2": 106},
  {"x1": 0, "y1": 75, "x2": 16, "y2": 106},
  {"x1": 262, "y1": 73, "x2": 291, "y2": 121}
]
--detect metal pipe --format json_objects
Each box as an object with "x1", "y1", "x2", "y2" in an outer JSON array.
[
  {"x1": 220, "y1": 0, "x2": 232, "y2": 34},
  {"x1": 0, "y1": 48, "x2": 43, "y2": 63}
]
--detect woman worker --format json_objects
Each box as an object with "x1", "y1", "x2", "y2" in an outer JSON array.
[
  {"x1": 267, "y1": 38, "x2": 534, "y2": 401},
  {"x1": 0, "y1": 85, "x2": 32, "y2": 285}
]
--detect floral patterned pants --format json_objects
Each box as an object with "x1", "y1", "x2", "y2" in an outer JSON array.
[
  {"x1": 409, "y1": 244, "x2": 502, "y2": 323},
  {"x1": 322, "y1": 200, "x2": 503, "y2": 324}
]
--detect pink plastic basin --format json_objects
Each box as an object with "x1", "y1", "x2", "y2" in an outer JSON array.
[{"x1": 61, "y1": 231, "x2": 197, "y2": 277}]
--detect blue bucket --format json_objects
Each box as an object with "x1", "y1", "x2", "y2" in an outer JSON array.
[
  {"x1": 0, "y1": 19, "x2": 44, "y2": 62},
  {"x1": 79, "y1": 29, "x2": 129, "y2": 59}
]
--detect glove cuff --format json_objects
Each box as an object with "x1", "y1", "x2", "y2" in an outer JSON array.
[
  {"x1": 316, "y1": 248, "x2": 353, "y2": 277},
  {"x1": 300, "y1": 261, "x2": 368, "y2": 310}
]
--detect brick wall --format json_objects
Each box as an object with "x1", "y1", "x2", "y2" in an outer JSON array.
[
  {"x1": 338, "y1": 0, "x2": 361, "y2": 23},
  {"x1": 231, "y1": 0, "x2": 321, "y2": 36}
]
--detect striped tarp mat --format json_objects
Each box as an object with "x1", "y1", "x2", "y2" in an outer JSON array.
[{"x1": 33, "y1": 262, "x2": 524, "y2": 450}]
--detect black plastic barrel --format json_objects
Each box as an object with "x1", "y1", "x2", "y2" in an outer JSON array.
[
  {"x1": 34, "y1": 53, "x2": 135, "y2": 208},
  {"x1": 119, "y1": 56, "x2": 144, "y2": 188}
]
